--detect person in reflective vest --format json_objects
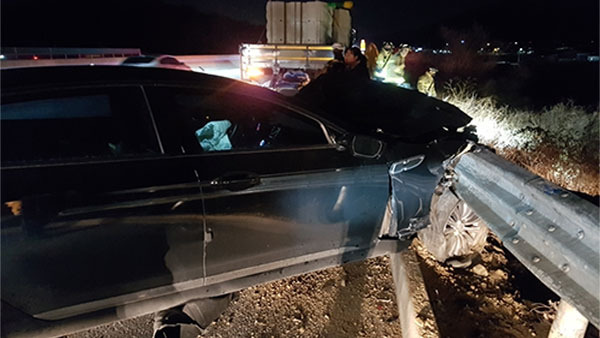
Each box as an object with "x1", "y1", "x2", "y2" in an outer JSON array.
[{"x1": 417, "y1": 67, "x2": 438, "y2": 97}]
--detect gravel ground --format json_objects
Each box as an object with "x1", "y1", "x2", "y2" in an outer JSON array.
[
  {"x1": 68, "y1": 234, "x2": 599, "y2": 338},
  {"x1": 199, "y1": 256, "x2": 401, "y2": 338}
]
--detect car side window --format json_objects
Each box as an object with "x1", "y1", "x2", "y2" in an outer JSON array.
[
  {"x1": 146, "y1": 86, "x2": 329, "y2": 154},
  {"x1": 160, "y1": 57, "x2": 179, "y2": 65},
  {"x1": 1, "y1": 86, "x2": 160, "y2": 164}
]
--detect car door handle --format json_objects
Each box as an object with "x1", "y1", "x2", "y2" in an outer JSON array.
[{"x1": 210, "y1": 172, "x2": 261, "y2": 191}]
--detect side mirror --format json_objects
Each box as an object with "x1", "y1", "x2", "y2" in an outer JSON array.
[{"x1": 351, "y1": 135, "x2": 384, "y2": 159}]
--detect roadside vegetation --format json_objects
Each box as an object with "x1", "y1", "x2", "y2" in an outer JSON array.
[{"x1": 442, "y1": 80, "x2": 599, "y2": 196}]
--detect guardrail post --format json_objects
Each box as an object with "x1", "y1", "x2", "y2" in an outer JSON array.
[
  {"x1": 389, "y1": 250, "x2": 440, "y2": 337},
  {"x1": 549, "y1": 300, "x2": 589, "y2": 338}
]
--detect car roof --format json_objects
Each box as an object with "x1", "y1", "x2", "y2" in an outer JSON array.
[
  {"x1": 0, "y1": 65, "x2": 267, "y2": 98},
  {"x1": 0, "y1": 65, "x2": 349, "y2": 132}
]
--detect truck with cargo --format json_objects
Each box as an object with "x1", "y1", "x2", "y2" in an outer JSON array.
[{"x1": 240, "y1": 1, "x2": 353, "y2": 93}]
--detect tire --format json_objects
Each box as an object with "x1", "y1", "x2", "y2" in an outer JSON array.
[{"x1": 418, "y1": 186, "x2": 488, "y2": 262}]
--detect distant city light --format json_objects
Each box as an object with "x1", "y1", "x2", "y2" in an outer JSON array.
[
  {"x1": 0, "y1": 54, "x2": 4, "y2": 60},
  {"x1": 461, "y1": 40, "x2": 465, "y2": 44},
  {"x1": 514, "y1": 41, "x2": 518, "y2": 45},
  {"x1": 486, "y1": 42, "x2": 491, "y2": 46}
]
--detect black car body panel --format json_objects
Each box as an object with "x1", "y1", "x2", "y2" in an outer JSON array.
[
  {"x1": 296, "y1": 72, "x2": 472, "y2": 140},
  {"x1": 0, "y1": 66, "x2": 470, "y2": 337}
]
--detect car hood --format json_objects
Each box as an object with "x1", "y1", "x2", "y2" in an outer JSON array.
[{"x1": 296, "y1": 75, "x2": 471, "y2": 139}]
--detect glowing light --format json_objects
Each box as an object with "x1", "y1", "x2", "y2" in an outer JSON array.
[
  {"x1": 246, "y1": 66, "x2": 264, "y2": 79},
  {"x1": 461, "y1": 40, "x2": 465, "y2": 44},
  {"x1": 360, "y1": 39, "x2": 366, "y2": 53},
  {"x1": 33, "y1": 55, "x2": 39, "y2": 60},
  {"x1": 0, "y1": 54, "x2": 5, "y2": 59}
]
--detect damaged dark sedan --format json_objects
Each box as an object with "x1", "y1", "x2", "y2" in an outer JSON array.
[{"x1": 0, "y1": 66, "x2": 487, "y2": 338}]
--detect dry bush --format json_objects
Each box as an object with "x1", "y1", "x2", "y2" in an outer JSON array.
[{"x1": 443, "y1": 80, "x2": 599, "y2": 196}]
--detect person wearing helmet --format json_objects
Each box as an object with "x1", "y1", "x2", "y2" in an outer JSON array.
[
  {"x1": 375, "y1": 41, "x2": 395, "y2": 80},
  {"x1": 417, "y1": 67, "x2": 439, "y2": 97},
  {"x1": 318, "y1": 42, "x2": 346, "y2": 77},
  {"x1": 365, "y1": 42, "x2": 379, "y2": 78},
  {"x1": 393, "y1": 44, "x2": 413, "y2": 88}
]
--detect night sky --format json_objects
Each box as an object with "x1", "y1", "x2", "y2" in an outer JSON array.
[{"x1": 2, "y1": 0, "x2": 598, "y2": 54}]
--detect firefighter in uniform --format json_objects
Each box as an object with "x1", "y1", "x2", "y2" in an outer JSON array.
[{"x1": 417, "y1": 67, "x2": 438, "y2": 97}]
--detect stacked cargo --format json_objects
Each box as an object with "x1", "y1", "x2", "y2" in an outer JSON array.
[
  {"x1": 266, "y1": 1, "x2": 351, "y2": 46},
  {"x1": 241, "y1": 1, "x2": 354, "y2": 90},
  {"x1": 285, "y1": 2, "x2": 303, "y2": 44},
  {"x1": 332, "y1": 8, "x2": 352, "y2": 47},
  {"x1": 266, "y1": 2, "x2": 286, "y2": 44}
]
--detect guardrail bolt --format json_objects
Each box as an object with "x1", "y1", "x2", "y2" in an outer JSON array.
[
  {"x1": 509, "y1": 221, "x2": 515, "y2": 227},
  {"x1": 511, "y1": 237, "x2": 520, "y2": 244},
  {"x1": 576, "y1": 230, "x2": 585, "y2": 240},
  {"x1": 525, "y1": 209, "x2": 534, "y2": 215},
  {"x1": 548, "y1": 225, "x2": 556, "y2": 232},
  {"x1": 560, "y1": 264, "x2": 570, "y2": 273},
  {"x1": 532, "y1": 256, "x2": 541, "y2": 263}
]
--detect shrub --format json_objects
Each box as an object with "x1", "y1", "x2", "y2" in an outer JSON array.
[{"x1": 443, "y1": 80, "x2": 599, "y2": 196}]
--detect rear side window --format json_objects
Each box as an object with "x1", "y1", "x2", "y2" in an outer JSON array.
[
  {"x1": 122, "y1": 56, "x2": 154, "y2": 64},
  {"x1": 145, "y1": 86, "x2": 328, "y2": 154},
  {"x1": 1, "y1": 86, "x2": 160, "y2": 164},
  {"x1": 159, "y1": 57, "x2": 180, "y2": 65}
]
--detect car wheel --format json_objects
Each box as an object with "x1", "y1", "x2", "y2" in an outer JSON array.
[{"x1": 418, "y1": 186, "x2": 488, "y2": 263}]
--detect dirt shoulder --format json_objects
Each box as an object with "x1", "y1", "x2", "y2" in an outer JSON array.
[
  {"x1": 72, "y1": 235, "x2": 600, "y2": 338},
  {"x1": 199, "y1": 236, "x2": 559, "y2": 338}
]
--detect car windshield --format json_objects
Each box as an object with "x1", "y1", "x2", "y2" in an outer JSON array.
[{"x1": 122, "y1": 56, "x2": 155, "y2": 64}]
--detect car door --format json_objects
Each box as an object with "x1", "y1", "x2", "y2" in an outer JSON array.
[
  {"x1": 0, "y1": 85, "x2": 205, "y2": 322},
  {"x1": 145, "y1": 84, "x2": 390, "y2": 286}
]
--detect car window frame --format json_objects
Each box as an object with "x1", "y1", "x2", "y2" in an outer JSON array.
[
  {"x1": 144, "y1": 84, "x2": 341, "y2": 156},
  {"x1": 1, "y1": 84, "x2": 166, "y2": 168}
]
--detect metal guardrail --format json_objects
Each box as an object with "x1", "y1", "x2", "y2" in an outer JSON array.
[
  {"x1": 451, "y1": 147, "x2": 599, "y2": 327},
  {"x1": 0, "y1": 47, "x2": 141, "y2": 60}
]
